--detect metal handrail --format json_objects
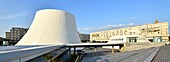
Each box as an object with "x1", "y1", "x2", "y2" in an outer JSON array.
[
  {"x1": 75, "y1": 54, "x2": 83, "y2": 62},
  {"x1": 49, "y1": 49, "x2": 68, "y2": 62}
]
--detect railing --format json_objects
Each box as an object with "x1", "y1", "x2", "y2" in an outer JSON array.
[
  {"x1": 48, "y1": 49, "x2": 68, "y2": 62},
  {"x1": 124, "y1": 42, "x2": 165, "y2": 51},
  {"x1": 75, "y1": 54, "x2": 83, "y2": 62},
  {"x1": 0, "y1": 45, "x2": 63, "y2": 62}
]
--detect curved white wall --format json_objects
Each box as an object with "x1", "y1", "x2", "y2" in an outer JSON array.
[{"x1": 16, "y1": 9, "x2": 81, "y2": 45}]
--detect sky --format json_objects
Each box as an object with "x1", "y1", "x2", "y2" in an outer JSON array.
[{"x1": 0, "y1": 0, "x2": 170, "y2": 37}]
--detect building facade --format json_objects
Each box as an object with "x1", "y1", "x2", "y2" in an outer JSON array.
[
  {"x1": 6, "y1": 27, "x2": 28, "y2": 44},
  {"x1": 0, "y1": 37, "x2": 4, "y2": 45},
  {"x1": 79, "y1": 33, "x2": 90, "y2": 42},
  {"x1": 6, "y1": 32, "x2": 11, "y2": 40},
  {"x1": 0, "y1": 37, "x2": 9, "y2": 45},
  {"x1": 90, "y1": 20, "x2": 169, "y2": 43}
]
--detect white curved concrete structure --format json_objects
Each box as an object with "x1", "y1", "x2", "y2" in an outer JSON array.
[{"x1": 16, "y1": 9, "x2": 81, "y2": 45}]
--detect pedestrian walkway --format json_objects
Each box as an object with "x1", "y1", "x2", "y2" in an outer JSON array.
[
  {"x1": 82, "y1": 47, "x2": 158, "y2": 62},
  {"x1": 152, "y1": 45, "x2": 170, "y2": 62}
]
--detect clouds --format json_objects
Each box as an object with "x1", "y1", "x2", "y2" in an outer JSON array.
[
  {"x1": 78, "y1": 17, "x2": 138, "y2": 33},
  {"x1": 0, "y1": 12, "x2": 29, "y2": 20},
  {"x1": 116, "y1": 17, "x2": 137, "y2": 21},
  {"x1": 78, "y1": 23, "x2": 138, "y2": 33},
  {"x1": 0, "y1": 11, "x2": 30, "y2": 37}
]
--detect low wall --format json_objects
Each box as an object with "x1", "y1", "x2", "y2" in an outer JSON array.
[{"x1": 124, "y1": 42, "x2": 165, "y2": 51}]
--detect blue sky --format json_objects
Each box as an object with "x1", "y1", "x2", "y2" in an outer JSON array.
[{"x1": 0, "y1": 0, "x2": 170, "y2": 37}]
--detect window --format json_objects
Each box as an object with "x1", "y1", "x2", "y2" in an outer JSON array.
[
  {"x1": 124, "y1": 31, "x2": 127, "y2": 32},
  {"x1": 130, "y1": 32, "x2": 132, "y2": 35},
  {"x1": 129, "y1": 28, "x2": 131, "y2": 30},
  {"x1": 111, "y1": 38, "x2": 124, "y2": 41}
]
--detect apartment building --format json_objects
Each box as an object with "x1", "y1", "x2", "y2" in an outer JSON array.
[
  {"x1": 90, "y1": 20, "x2": 169, "y2": 43},
  {"x1": 79, "y1": 33, "x2": 90, "y2": 42},
  {"x1": 6, "y1": 27, "x2": 28, "y2": 44}
]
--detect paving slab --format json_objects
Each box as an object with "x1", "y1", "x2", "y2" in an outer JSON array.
[{"x1": 152, "y1": 45, "x2": 170, "y2": 62}]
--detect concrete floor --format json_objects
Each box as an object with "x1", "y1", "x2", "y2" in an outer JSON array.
[
  {"x1": 82, "y1": 47, "x2": 159, "y2": 62},
  {"x1": 152, "y1": 45, "x2": 170, "y2": 62}
]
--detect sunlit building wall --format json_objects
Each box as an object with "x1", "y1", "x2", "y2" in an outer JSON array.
[
  {"x1": 6, "y1": 27, "x2": 28, "y2": 42},
  {"x1": 90, "y1": 21, "x2": 169, "y2": 42}
]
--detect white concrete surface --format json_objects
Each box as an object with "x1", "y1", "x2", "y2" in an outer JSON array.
[
  {"x1": 16, "y1": 9, "x2": 81, "y2": 45},
  {"x1": 0, "y1": 45, "x2": 62, "y2": 62}
]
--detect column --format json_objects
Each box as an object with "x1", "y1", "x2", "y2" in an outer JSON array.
[
  {"x1": 73, "y1": 47, "x2": 76, "y2": 55},
  {"x1": 120, "y1": 45, "x2": 124, "y2": 52},
  {"x1": 94, "y1": 47, "x2": 97, "y2": 52},
  {"x1": 112, "y1": 46, "x2": 114, "y2": 53},
  {"x1": 68, "y1": 47, "x2": 71, "y2": 56}
]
